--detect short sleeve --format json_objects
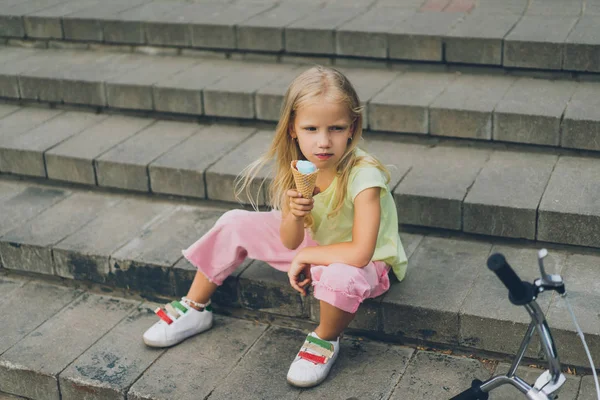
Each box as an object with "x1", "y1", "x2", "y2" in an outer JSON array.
[{"x1": 349, "y1": 166, "x2": 388, "y2": 201}]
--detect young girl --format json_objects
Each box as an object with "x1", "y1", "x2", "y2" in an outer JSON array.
[{"x1": 143, "y1": 66, "x2": 408, "y2": 388}]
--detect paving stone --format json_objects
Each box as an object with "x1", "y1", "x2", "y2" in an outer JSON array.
[
  {"x1": 149, "y1": 124, "x2": 256, "y2": 198},
  {"x1": 561, "y1": 83, "x2": 600, "y2": 151},
  {"x1": 95, "y1": 120, "x2": 199, "y2": 192},
  {"x1": 578, "y1": 376, "x2": 600, "y2": 400},
  {"x1": 128, "y1": 315, "x2": 268, "y2": 400},
  {"x1": 0, "y1": 192, "x2": 121, "y2": 276},
  {"x1": 526, "y1": 0, "x2": 583, "y2": 16},
  {"x1": 0, "y1": 276, "x2": 27, "y2": 304},
  {"x1": 62, "y1": 0, "x2": 151, "y2": 42},
  {"x1": 492, "y1": 363, "x2": 580, "y2": 400},
  {"x1": 391, "y1": 351, "x2": 492, "y2": 400},
  {"x1": 152, "y1": 59, "x2": 242, "y2": 115},
  {"x1": 430, "y1": 74, "x2": 515, "y2": 140},
  {"x1": 545, "y1": 253, "x2": 600, "y2": 367},
  {"x1": 445, "y1": 13, "x2": 521, "y2": 65},
  {"x1": 0, "y1": 48, "x2": 41, "y2": 98},
  {"x1": 368, "y1": 72, "x2": 456, "y2": 134},
  {"x1": 205, "y1": 130, "x2": 275, "y2": 205},
  {"x1": 0, "y1": 392, "x2": 26, "y2": 399},
  {"x1": 58, "y1": 303, "x2": 167, "y2": 400},
  {"x1": 237, "y1": 3, "x2": 320, "y2": 52},
  {"x1": 52, "y1": 198, "x2": 175, "y2": 282},
  {"x1": 538, "y1": 157, "x2": 600, "y2": 247},
  {"x1": 255, "y1": 67, "x2": 304, "y2": 122},
  {"x1": 493, "y1": 78, "x2": 577, "y2": 146},
  {"x1": 382, "y1": 237, "x2": 492, "y2": 344},
  {"x1": 203, "y1": 63, "x2": 292, "y2": 118},
  {"x1": 336, "y1": 7, "x2": 414, "y2": 59},
  {"x1": 23, "y1": 0, "x2": 99, "y2": 39},
  {"x1": 0, "y1": 0, "x2": 67, "y2": 38},
  {"x1": 0, "y1": 111, "x2": 107, "y2": 177},
  {"x1": 0, "y1": 107, "x2": 63, "y2": 144},
  {"x1": 110, "y1": 205, "x2": 223, "y2": 295},
  {"x1": 45, "y1": 115, "x2": 155, "y2": 185},
  {"x1": 297, "y1": 337, "x2": 414, "y2": 399},
  {"x1": 240, "y1": 260, "x2": 310, "y2": 318},
  {"x1": 0, "y1": 293, "x2": 138, "y2": 400},
  {"x1": 564, "y1": 17, "x2": 600, "y2": 73},
  {"x1": 399, "y1": 232, "x2": 424, "y2": 260},
  {"x1": 0, "y1": 180, "x2": 26, "y2": 203},
  {"x1": 459, "y1": 245, "x2": 567, "y2": 356},
  {"x1": 285, "y1": 6, "x2": 366, "y2": 55},
  {"x1": 504, "y1": 16, "x2": 579, "y2": 69},
  {"x1": 0, "y1": 185, "x2": 70, "y2": 237},
  {"x1": 0, "y1": 280, "x2": 81, "y2": 355},
  {"x1": 105, "y1": 57, "x2": 199, "y2": 111},
  {"x1": 463, "y1": 151, "x2": 557, "y2": 240},
  {"x1": 394, "y1": 145, "x2": 490, "y2": 230},
  {"x1": 388, "y1": 12, "x2": 465, "y2": 61},
  {"x1": 0, "y1": 104, "x2": 19, "y2": 120}
]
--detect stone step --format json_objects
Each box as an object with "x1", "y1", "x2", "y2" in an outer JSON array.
[
  {"x1": 0, "y1": 178, "x2": 598, "y2": 375},
  {"x1": 1, "y1": 46, "x2": 599, "y2": 151},
  {"x1": 1, "y1": 0, "x2": 599, "y2": 74},
  {"x1": 0, "y1": 104, "x2": 599, "y2": 248},
  {"x1": 1, "y1": 275, "x2": 595, "y2": 400}
]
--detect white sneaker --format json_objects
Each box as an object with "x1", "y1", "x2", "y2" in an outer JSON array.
[
  {"x1": 286, "y1": 332, "x2": 340, "y2": 388},
  {"x1": 143, "y1": 298, "x2": 213, "y2": 348}
]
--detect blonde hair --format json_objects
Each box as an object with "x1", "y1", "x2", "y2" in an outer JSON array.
[{"x1": 235, "y1": 66, "x2": 391, "y2": 229}]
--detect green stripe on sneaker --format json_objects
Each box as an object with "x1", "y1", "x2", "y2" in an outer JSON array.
[
  {"x1": 306, "y1": 335, "x2": 333, "y2": 351},
  {"x1": 171, "y1": 301, "x2": 188, "y2": 314}
]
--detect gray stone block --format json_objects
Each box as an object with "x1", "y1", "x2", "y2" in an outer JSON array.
[
  {"x1": 361, "y1": 139, "x2": 427, "y2": 189},
  {"x1": 579, "y1": 376, "x2": 600, "y2": 400},
  {"x1": 504, "y1": 16, "x2": 578, "y2": 69},
  {"x1": 493, "y1": 364, "x2": 580, "y2": 400},
  {"x1": 336, "y1": 7, "x2": 413, "y2": 59},
  {"x1": 494, "y1": 78, "x2": 577, "y2": 146},
  {"x1": 369, "y1": 72, "x2": 456, "y2": 134},
  {"x1": 545, "y1": 253, "x2": 600, "y2": 367},
  {"x1": 399, "y1": 232, "x2": 423, "y2": 260},
  {"x1": 128, "y1": 316, "x2": 268, "y2": 400},
  {"x1": 239, "y1": 260, "x2": 309, "y2": 318},
  {"x1": 205, "y1": 130, "x2": 271, "y2": 205},
  {"x1": 58, "y1": 303, "x2": 165, "y2": 400},
  {"x1": 445, "y1": 13, "x2": 521, "y2": 65},
  {"x1": 96, "y1": 120, "x2": 199, "y2": 192},
  {"x1": 382, "y1": 237, "x2": 492, "y2": 344},
  {"x1": 394, "y1": 146, "x2": 491, "y2": 230},
  {"x1": 52, "y1": 198, "x2": 175, "y2": 282},
  {"x1": 285, "y1": 7, "x2": 366, "y2": 54},
  {"x1": 0, "y1": 276, "x2": 27, "y2": 304},
  {"x1": 389, "y1": 12, "x2": 464, "y2": 61},
  {"x1": 526, "y1": 0, "x2": 583, "y2": 16},
  {"x1": 0, "y1": 107, "x2": 63, "y2": 145},
  {"x1": 0, "y1": 0, "x2": 67, "y2": 38},
  {"x1": 204, "y1": 63, "x2": 292, "y2": 118},
  {"x1": 45, "y1": 115, "x2": 155, "y2": 185},
  {"x1": 152, "y1": 59, "x2": 241, "y2": 115},
  {"x1": 0, "y1": 293, "x2": 137, "y2": 400},
  {"x1": 460, "y1": 245, "x2": 567, "y2": 356},
  {"x1": 0, "y1": 185, "x2": 70, "y2": 237},
  {"x1": 0, "y1": 281, "x2": 81, "y2": 355},
  {"x1": 105, "y1": 57, "x2": 198, "y2": 111},
  {"x1": 109, "y1": 206, "x2": 222, "y2": 295},
  {"x1": 103, "y1": 2, "x2": 178, "y2": 44},
  {"x1": 0, "y1": 192, "x2": 120, "y2": 275},
  {"x1": 255, "y1": 67, "x2": 303, "y2": 121},
  {"x1": 564, "y1": 17, "x2": 600, "y2": 72},
  {"x1": 561, "y1": 83, "x2": 600, "y2": 151},
  {"x1": 391, "y1": 352, "x2": 491, "y2": 400},
  {"x1": 297, "y1": 336, "x2": 414, "y2": 400},
  {"x1": 237, "y1": 3, "x2": 319, "y2": 52},
  {"x1": 463, "y1": 151, "x2": 557, "y2": 240},
  {"x1": 149, "y1": 124, "x2": 256, "y2": 198},
  {"x1": 430, "y1": 74, "x2": 515, "y2": 140},
  {"x1": 23, "y1": 0, "x2": 99, "y2": 39},
  {"x1": 0, "y1": 179, "x2": 27, "y2": 203},
  {"x1": 538, "y1": 157, "x2": 600, "y2": 247}
]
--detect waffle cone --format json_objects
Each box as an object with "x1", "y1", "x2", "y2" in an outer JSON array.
[{"x1": 291, "y1": 160, "x2": 319, "y2": 199}]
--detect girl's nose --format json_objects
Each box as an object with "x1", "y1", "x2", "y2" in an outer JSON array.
[{"x1": 317, "y1": 130, "x2": 331, "y2": 147}]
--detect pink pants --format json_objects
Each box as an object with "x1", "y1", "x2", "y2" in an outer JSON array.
[{"x1": 182, "y1": 209, "x2": 391, "y2": 313}]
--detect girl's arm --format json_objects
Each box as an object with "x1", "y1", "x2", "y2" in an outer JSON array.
[{"x1": 294, "y1": 187, "x2": 381, "y2": 267}]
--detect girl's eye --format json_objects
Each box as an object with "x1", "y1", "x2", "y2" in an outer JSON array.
[
  {"x1": 304, "y1": 127, "x2": 316, "y2": 131},
  {"x1": 330, "y1": 126, "x2": 344, "y2": 131}
]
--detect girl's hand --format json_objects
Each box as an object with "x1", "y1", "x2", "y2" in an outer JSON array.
[
  {"x1": 288, "y1": 255, "x2": 312, "y2": 296},
  {"x1": 286, "y1": 187, "x2": 320, "y2": 220}
]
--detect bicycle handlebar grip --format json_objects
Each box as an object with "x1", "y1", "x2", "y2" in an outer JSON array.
[{"x1": 487, "y1": 253, "x2": 534, "y2": 305}]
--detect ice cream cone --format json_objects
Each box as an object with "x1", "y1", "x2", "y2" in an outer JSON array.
[{"x1": 291, "y1": 160, "x2": 319, "y2": 199}]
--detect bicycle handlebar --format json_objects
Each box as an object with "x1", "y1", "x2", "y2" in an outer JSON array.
[{"x1": 487, "y1": 253, "x2": 535, "y2": 306}]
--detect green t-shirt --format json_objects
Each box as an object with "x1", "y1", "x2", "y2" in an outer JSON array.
[{"x1": 310, "y1": 150, "x2": 408, "y2": 281}]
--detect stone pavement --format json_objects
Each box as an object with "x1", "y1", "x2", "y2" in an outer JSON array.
[{"x1": 0, "y1": 272, "x2": 597, "y2": 400}]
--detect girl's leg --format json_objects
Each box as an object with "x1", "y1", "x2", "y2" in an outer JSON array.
[{"x1": 314, "y1": 302, "x2": 355, "y2": 341}]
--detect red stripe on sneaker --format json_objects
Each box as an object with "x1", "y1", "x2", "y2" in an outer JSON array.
[
  {"x1": 298, "y1": 351, "x2": 326, "y2": 364},
  {"x1": 155, "y1": 307, "x2": 173, "y2": 325}
]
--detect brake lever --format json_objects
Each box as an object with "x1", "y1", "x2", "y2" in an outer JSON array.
[{"x1": 535, "y1": 249, "x2": 565, "y2": 295}]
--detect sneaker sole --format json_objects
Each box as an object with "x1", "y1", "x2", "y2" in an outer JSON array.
[
  {"x1": 286, "y1": 375, "x2": 328, "y2": 388},
  {"x1": 143, "y1": 322, "x2": 213, "y2": 348}
]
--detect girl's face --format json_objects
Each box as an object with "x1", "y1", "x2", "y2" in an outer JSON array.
[{"x1": 291, "y1": 99, "x2": 354, "y2": 175}]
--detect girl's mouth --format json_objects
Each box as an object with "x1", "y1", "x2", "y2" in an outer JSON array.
[{"x1": 315, "y1": 153, "x2": 333, "y2": 160}]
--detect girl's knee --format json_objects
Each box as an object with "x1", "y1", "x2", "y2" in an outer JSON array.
[
  {"x1": 216, "y1": 209, "x2": 250, "y2": 226},
  {"x1": 317, "y1": 263, "x2": 363, "y2": 293}
]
